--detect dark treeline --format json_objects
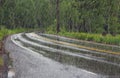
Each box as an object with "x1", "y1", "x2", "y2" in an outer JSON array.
[{"x1": 0, "y1": 0, "x2": 120, "y2": 34}]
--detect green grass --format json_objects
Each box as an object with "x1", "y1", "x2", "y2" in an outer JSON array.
[
  {"x1": 46, "y1": 30, "x2": 120, "y2": 46},
  {"x1": 0, "y1": 27, "x2": 33, "y2": 40},
  {"x1": 0, "y1": 27, "x2": 120, "y2": 46},
  {"x1": 0, "y1": 28, "x2": 27, "y2": 66},
  {"x1": 0, "y1": 27, "x2": 35, "y2": 66},
  {"x1": 59, "y1": 32, "x2": 120, "y2": 46},
  {"x1": 0, "y1": 56, "x2": 3, "y2": 66}
]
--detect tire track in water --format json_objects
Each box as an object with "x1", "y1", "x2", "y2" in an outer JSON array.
[
  {"x1": 9, "y1": 34, "x2": 105, "y2": 78},
  {"x1": 12, "y1": 33, "x2": 120, "y2": 76},
  {"x1": 25, "y1": 33, "x2": 120, "y2": 65},
  {"x1": 37, "y1": 33, "x2": 120, "y2": 55}
]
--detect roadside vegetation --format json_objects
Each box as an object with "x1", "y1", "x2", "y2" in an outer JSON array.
[
  {"x1": 0, "y1": 28, "x2": 21, "y2": 40},
  {"x1": 0, "y1": 43, "x2": 4, "y2": 67},
  {"x1": 59, "y1": 32, "x2": 120, "y2": 46},
  {"x1": 0, "y1": 56, "x2": 3, "y2": 66},
  {"x1": 0, "y1": 0, "x2": 120, "y2": 45},
  {"x1": 0, "y1": 0, "x2": 119, "y2": 76},
  {"x1": 0, "y1": 27, "x2": 29, "y2": 66},
  {"x1": 46, "y1": 29, "x2": 120, "y2": 46},
  {"x1": 0, "y1": 27, "x2": 35, "y2": 40}
]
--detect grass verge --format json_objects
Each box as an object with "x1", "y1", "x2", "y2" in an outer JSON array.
[
  {"x1": 0, "y1": 27, "x2": 38, "y2": 40},
  {"x1": 46, "y1": 30, "x2": 120, "y2": 46},
  {"x1": 0, "y1": 28, "x2": 27, "y2": 40},
  {"x1": 0, "y1": 27, "x2": 34, "y2": 66},
  {"x1": 0, "y1": 56, "x2": 3, "y2": 66}
]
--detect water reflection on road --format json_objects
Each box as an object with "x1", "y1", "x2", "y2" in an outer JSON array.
[{"x1": 5, "y1": 33, "x2": 120, "y2": 78}]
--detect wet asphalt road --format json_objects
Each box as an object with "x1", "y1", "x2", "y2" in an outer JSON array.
[{"x1": 5, "y1": 33, "x2": 120, "y2": 78}]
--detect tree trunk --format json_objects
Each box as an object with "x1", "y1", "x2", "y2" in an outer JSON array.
[{"x1": 56, "y1": 0, "x2": 60, "y2": 33}]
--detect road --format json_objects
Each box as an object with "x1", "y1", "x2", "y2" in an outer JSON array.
[{"x1": 5, "y1": 33, "x2": 120, "y2": 78}]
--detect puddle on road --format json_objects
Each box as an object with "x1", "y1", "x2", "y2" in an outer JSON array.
[
  {"x1": 38, "y1": 33, "x2": 120, "y2": 52},
  {"x1": 29, "y1": 45, "x2": 120, "y2": 76},
  {"x1": 15, "y1": 38, "x2": 120, "y2": 77},
  {"x1": 22, "y1": 34, "x2": 120, "y2": 65}
]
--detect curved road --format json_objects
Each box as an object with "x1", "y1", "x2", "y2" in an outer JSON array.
[{"x1": 5, "y1": 33, "x2": 120, "y2": 78}]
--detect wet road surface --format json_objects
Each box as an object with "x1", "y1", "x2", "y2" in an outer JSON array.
[{"x1": 5, "y1": 33, "x2": 120, "y2": 78}]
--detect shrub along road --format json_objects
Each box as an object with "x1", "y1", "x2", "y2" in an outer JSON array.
[{"x1": 4, "y1": 33, "x2": 120, "y2": 78}]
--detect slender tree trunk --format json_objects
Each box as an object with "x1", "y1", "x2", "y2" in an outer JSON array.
[{"x1": 56, "y1": 0, "x2": 60, "y2": 33}]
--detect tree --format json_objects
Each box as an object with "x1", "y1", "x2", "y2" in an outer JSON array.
[{"x1": 56, "y1": 0, "x2": 60, "y2": 33}]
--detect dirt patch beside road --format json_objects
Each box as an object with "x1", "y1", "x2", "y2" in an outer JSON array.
[{"x1": 0, "y1": 38, "x2": 9, "y2": 78}]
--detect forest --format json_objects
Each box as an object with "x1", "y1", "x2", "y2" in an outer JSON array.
[
  {"x1": 0, "y1": 0, "x2": 120, "y2": 45},
  {"x1": 0, "y1": 0, "x2": 120, "y2": 77}
]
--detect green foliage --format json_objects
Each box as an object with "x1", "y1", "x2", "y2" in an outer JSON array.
[
  {"x1": 0, "y1": 0, "x2": 120, "y2": 34},
  {"x1": 0, "y1": 0, "x2": 120, "y2": 45},
  {"x1": 58, "y1": 31, "x2": 120, "y2": 46},
  {"x1": 0, "y1": 56, "x2": 3, "y2": 66},
  {"x1": 0, "y1": 27, "x2": 28, "y2": 40}
]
